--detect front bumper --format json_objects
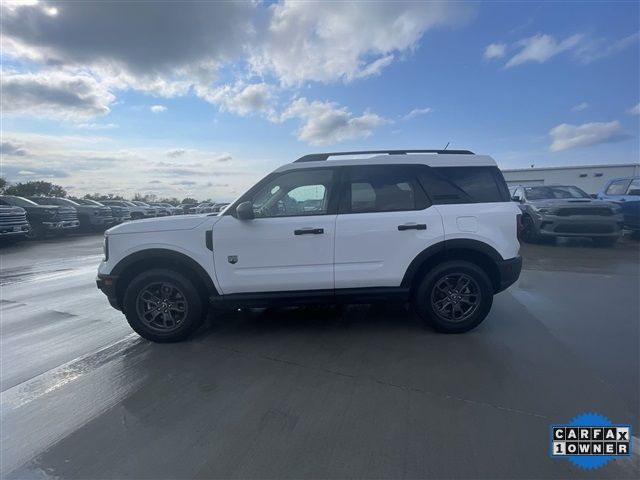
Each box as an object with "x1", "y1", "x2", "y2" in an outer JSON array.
[
  {"x1": 90, "y1": 216, "x2": 115, "y2": 226},
  {"x1": 0, "y1": 224, "x2": 30, "y2": 236},
  {"x1": 97, "y1": 273, "x2": 121, "y2": 310},
  {"x1": 534, "y1": 213, "x2": 623, "y2": 238},
  {"x1": 495, "y1": 256, "x2": 522, "y2": 293},
  {"x1": 43, "y1": 220, "x2": 80, "y2": 230}
]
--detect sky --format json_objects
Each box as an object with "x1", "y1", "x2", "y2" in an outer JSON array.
[{"x1": 1, "y1": 0, "x2": 639, "y2": 201}]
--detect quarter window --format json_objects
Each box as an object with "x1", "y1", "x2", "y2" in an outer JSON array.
[
  {"x1": 423, "y1": 166, "x2": 507, "y2": 204},
  {"x1": 250, "y1": 169, "x2": 334, "y2": 218}
]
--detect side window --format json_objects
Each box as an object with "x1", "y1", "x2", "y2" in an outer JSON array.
[
  {"x1": 341, "y1": 165, "x2": 428, "y2": 214},
  {"x1": 250, "y1": 169, "x2": 334, "y2": 218},
  {"x1": 606, "y1": 179, "x2": 631, "y2": 195},
  {"x1": 422, "y1": 166, "x2": 507, "y2": 204},
  {"x1": 626, "y1": 179, "x2": 640, "y2": 195}
]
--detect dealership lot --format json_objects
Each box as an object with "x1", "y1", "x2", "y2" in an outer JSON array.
[{"x1": 1, "y1": 235, "x2": 638, "y2": 478}]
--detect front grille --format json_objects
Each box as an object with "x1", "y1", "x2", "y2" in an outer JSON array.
[
  {"x1": 97, "y1": 208, "x2": 112, "y2": 216},
  {"x1": 555, "y1": 224, "x2": 614, "y2": 234},
  {"x1": 556, "y1": 207, "x2": 612, "y2": 216},
  {"x1": 0, "y1": 213, "x2": 29, "y2": 227},
  {"x1": 58, "y1": 209, "x2": 78, "y2": 221}
]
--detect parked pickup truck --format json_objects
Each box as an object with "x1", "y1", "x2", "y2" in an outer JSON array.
[
  {"x1": 72, "y1": 198, "x2": 131, "y2": 224},
  {"x1": 597, "y1": 176, "x2": 640, "y2": 238},
  {"x1": 0, "y1": 205, "x2": 30, "y2": 240},
  {"x1": 28, "y1": 197, "x2": 114, "y2": 231},
  {"x1": 0, "y1": 195, "x2": 79, "y2": 238}
]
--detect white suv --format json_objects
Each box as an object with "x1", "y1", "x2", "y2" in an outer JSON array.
[{"x1": 98, "y1": 150, "x2": 522, "y2": 342}]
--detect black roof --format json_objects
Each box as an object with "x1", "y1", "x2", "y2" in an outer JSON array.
[{"x1": 294, "y1": 149, "x2": 474, "y2": 163}]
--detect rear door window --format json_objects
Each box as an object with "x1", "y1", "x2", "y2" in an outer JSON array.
[{"x1": 339, "y1": 165, "x2": 429, "y2": 214}]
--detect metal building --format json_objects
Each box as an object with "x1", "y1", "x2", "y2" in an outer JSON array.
[{"x1": 501, "y1": 163, "x2": 640, "y2": 195}]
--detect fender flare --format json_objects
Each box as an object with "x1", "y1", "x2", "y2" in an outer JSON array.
[
  {"x1": 111, "y1": 248, "x2": 217, "y2": 295},
  {"x1": 401, "y1": 239, "x2": 503, "y2": 287}
]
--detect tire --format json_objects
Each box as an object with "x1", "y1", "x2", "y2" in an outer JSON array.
[
  {"x1": 26, "y1": 225, "x2": 45, "y2": 240},
  {"x1": 592, "y1": 236, "x2": 618, "y2": 247},
  {"x1": 122, "y1": 269, "x2": 204, "y2": 342},
  {"x1": 413, "y1": 260, "x2": 494, "y2": 333},
  {"x1": 521, "y1": 215, "x2": 541, "y2": 243}
]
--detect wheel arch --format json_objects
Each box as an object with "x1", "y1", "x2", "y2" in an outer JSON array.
[
  {"x1": 401, "y1": 239, "x2": 503, "y2": 293},
  {"x1": 111, "y1": 249, "x2": 217, "y2": 308}
]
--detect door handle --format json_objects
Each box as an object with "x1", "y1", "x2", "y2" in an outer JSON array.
[
  {"x1": 294, "y1": 228, "x2": 324, "y2": 235},
  {"x1": 397, "y1": 223, "x2": 427, "y2": 231}
]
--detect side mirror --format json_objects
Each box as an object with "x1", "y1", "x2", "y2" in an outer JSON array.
[
  {"x1": 511, "y1": 195, "x2": 521, "y2": 203},
  {"x1": 236, "y1": 201, "x2": 254, "y2": 220}
]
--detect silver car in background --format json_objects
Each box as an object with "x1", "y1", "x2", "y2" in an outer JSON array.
[{"x1": 510, "y1": 185, "x2": 623, "y2": 246}]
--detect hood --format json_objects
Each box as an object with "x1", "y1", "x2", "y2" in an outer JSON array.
[
  {"x1": 529, "y1": 198, "x2": 605, "y2": 207},
  {"x1": 0, "y1": 206, "x2": 26, "y2": 215},
  {"x1": 107, "y1": 213, "x2": 217, "y2": 235}
]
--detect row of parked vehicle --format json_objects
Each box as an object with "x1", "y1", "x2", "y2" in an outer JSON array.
[
  {"x1": 509, "y1": 176, "x2": 640, "y2": 246},
  {"x1": 0, "y1": 195, "x2": 230, "y2": 242}
]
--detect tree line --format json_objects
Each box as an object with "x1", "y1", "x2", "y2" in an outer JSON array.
[{"x1": 0, "y1": 178, "x2": 205, "y2": 206}]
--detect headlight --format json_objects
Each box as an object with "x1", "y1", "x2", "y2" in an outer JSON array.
[
  {"x1": 103, "y1": 235, "x2": 109, "y2": 261},
  {"x1": 531, "y1": 206, "x2": 549, "y2": 214}
]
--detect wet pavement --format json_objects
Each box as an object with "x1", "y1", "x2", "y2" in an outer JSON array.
[{"x1": 1, "y1": 234, "x2": 638, "y2": 478}]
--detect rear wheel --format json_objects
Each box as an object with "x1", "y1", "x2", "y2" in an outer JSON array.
[
  {"x1": 413, "y1": 260, "x2": 494, "y2": 333},
  {"x1": 123, "y1": 269, "x2": 204, "y2": 342}
]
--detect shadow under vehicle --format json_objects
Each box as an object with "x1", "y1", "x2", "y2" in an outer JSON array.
[{"x1": 510, "y1": 185, "x2": 623, "y2": 246}]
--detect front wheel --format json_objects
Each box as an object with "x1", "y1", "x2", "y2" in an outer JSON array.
[
  {"x1": 123, "y1": 269, "x2": 204, "y2": 342},
  {"x1": 413, "y1": 260, "x2": 494, "y2": 333}
]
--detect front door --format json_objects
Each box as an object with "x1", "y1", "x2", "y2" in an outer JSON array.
[{"x1": 212, "y1": 168, "x2": 338, "y2": 294}]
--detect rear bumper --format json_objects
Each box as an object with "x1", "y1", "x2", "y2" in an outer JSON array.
[
  {"x1": 495, "y1": 256, "x2": 522, "y2": 293},
  {"x1": 96, "y1": 274, "x2": 121, "y2": 310}
]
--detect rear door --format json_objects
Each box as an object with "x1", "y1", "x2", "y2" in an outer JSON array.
[
  {"x1": 213, "y1": 168, "x2": 339, "y2": 294},
  {"x1": 334, "y1": 164, "x2": 444, "y2": 289}
]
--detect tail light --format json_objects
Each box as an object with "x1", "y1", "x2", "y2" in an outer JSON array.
[{"x1": 516, "y1": 213, "x2": 523, "y2": 242}]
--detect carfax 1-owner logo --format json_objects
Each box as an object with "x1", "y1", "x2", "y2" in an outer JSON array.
[{"x1": 550, "y1": 413, "x2": 632, "y2": 470}]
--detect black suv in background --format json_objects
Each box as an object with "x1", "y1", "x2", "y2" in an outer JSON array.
[
  {"x1": 0, "y1": 195, "x2": 79, "y2": 238},
  {"x1": 28, "y1": 197, "x2": 114, "y2": 231}
]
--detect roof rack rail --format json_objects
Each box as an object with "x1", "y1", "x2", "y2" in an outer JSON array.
[{"x1": 294, "y1": 149, "x2": 474, "y2": 163}]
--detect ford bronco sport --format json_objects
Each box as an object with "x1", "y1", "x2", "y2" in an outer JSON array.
[{"x1": 97, "y1": 150, "x2": 522, "y2": 342}]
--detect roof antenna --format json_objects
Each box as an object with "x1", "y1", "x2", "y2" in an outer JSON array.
[{"x1": 443, "y1": 142, "x2": 450, "y2": 151}]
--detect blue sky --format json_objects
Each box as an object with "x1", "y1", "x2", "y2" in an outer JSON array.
[{"x1": 1, "y1": 1, "x2": 638, "y2": 201}]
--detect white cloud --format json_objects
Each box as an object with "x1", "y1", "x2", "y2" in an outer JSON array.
[
  {"x1": 628, "y1": 103, "x2": 640, "y2": 115},
  {"x1": 403, "y1": 107, "x2": 433, "y2": 120},
  {"x1": 571, "y1": 102, "x2": 589, "y2": 112},
  {"x1": 280, "y1": 98, "x2": 388, "y2": 145},
  {"x1": 166, "y1": 149, "x2": 187, "y2": 158},
  {"x1": 150, "y1": 105, "x2": 167, "y2": 113},
  {"x1": 197, "y1": 82, "x2": 274, "y2": 116},
  {"x1": 506, "y1": 34, "x2": 583, "y2": 67},
  {"x1": 1, "y1": 71, "x2": 115, "y2": 119},
  {"x1": 76, "y1": 122, "x2": 118, "y2": 129},
  {"x1": 491, "y1": 31, "x2": 638, "y2": 68},
  {"x1": 549, "y1": 121, "x2": 629, "y2": 152},
  {"x1": 484, "y1": 43, "x2": 506, "y2": 59},
  {"x1": 574, "y1": 32, "x2": 639, "y2": 64},
  {"x1": 251, "y1": 1, "x2": 472, "y2": 85}
]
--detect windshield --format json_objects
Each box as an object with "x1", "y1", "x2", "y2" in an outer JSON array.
[
  {"x1": 2, "y1": 196, "x2": 39, "y2": 207},
  {"x1": 524, "y1": 186, "x2": 590, "y2": 200}
]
